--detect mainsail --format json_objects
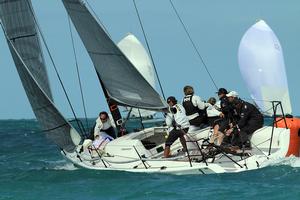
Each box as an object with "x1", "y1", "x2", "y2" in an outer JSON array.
[
  {"x1": 62, "y1": 0, "x2": 168, "y2": 111},
  {"x1": 117, "y1": 33, "x2": 156, "y2": 118},
  {"x1": 0, "y1": 0, "x2": 81, "y2": 152},
  {"x1": 0, "y1": 0, "x2": 52, "y2": 100},
  {"x1": 238, "y1": 20, "x2": 292, "y2": 115}
]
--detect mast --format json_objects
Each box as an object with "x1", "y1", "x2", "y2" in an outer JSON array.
[
  {"x1": 96, "y1": 73, "x2": 124, "y2": 136},
  {"x1": 62, "y1": 0, "x2": 168, "y2": 125}
]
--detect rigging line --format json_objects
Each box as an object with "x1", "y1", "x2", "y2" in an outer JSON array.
[
  {"x1": 25, "y1": 0, "x2": 86, "y2": 136},
  {"x1": 67, "y1": 15, "x2": 89, "y2": 130},
  {"x1": 137, "y1": 108, "x2": 145, "y2": 130},
  {"x1": 169, "y1": 0, "x2": 218, "y2": 90},
  {"x1": 132, "y1": 0, "x2": 166, "y2": 100}
]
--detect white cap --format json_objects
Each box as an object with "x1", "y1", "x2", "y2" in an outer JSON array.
[{"x1": 226, "y1": 91, "x2": 239, "y2": 98}]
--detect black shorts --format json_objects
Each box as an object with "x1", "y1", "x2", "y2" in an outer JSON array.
[
  {"x1": 215, "y1": 118, "x2": 230, "y2": 132},
  {"x1": 102, "y1": 127, "x2": 116, "y2": 139},
  {"x1": 189, "y1": 116, "x2": 206, "y2": 126},
  {"x1": 165, "y1": 128, "x2": 188, "y2": 147},
  {"x1": 207, "y1": 116, "x2": 221, "y2": 127}
]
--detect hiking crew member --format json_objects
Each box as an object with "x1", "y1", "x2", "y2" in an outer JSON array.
[
  {"x1": 164, "y1": 96, "x2": 190, "y2": 158},
  {"x1": 182, "y1": 85, "x2": 209, "y2": 130},
  {"x1": 226, "y1": 95, "x2": 264, "y2": 148},
  {"x1": 209, "y1": 88, "x2": 233, "y2": 145},
  {"x1": 206, "y1": 97, "x2": 223, "y2": 127},
  {"x1": 94, "y1": 111, "x2": 116, "y2": 139}
]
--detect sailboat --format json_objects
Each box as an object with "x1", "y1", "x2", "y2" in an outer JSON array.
[{"x1": 1, "y1": 0, "x2": 299, "y2": 174}]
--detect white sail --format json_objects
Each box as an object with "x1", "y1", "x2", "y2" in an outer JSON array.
[
  {"x1": 238, "y1": 20, "x2": 292, "y2": 115},
  {"x1": 117, "y1": 33, "x2": 156, "y2": 118}
]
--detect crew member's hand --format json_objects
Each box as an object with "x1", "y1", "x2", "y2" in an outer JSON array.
[
  {"x1": 225, "y1": 128, "x2": 233, "y2": 136},
  {"x1": 170, "y1": 107, "x2": 177, "y2": 114},
  {"x1": 219, "y1": 113, "x2": 224, "y2": 118}
]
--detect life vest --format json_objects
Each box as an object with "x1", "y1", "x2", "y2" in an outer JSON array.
[
  {"x1": 276, "y1": 116, "x2": 300, "y2": 157},
  {"x1": 182, "y1": 95, "x2": 207, "y2": 125},
  {"x1": 182, "y1": 95, "x2": 199, "y2": 117}
]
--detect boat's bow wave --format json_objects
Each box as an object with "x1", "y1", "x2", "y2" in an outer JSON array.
[
  {"x1": 267, "y1": 156, "x2": 300, "y2": 168},
  {"x1": 51, "y1": 162, "x2": 79, "y2": 171}
]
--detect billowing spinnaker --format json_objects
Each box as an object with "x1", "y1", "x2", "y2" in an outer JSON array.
[
  {"x1": 117, "y1": 33, "x2": 156, "y2": 117},
  {"x1": 238, "y1": 20, "x2": 292, "y2": 115}
]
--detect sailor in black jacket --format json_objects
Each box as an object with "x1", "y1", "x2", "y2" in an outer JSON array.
[
  {"x1": 226, "y1": 93, "x2": 264, "y2": 147},
  {"x1": 218, "y1": 94, "x2": 235, "y2": 129}
]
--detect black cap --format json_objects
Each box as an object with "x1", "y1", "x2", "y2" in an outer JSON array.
[
  {"x1": 167, "y1": 96, "x2": 177, "y2": 104},
  {"x1": 216, "y1": 88, "x2": 228, "y2": 95}
]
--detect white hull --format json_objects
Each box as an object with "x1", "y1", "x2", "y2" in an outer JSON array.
[{"x1": 62, "y1": 125, "x2": 292, "y2": 175}]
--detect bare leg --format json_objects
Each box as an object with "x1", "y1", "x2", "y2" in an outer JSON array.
[
  {"x1": 164, "y1": 146, "x2": 171, "y2": 158},
  {"x1": 209, "y1": 124, "x2": 220, "y2": 144},
  {"x1": 217, "y1": 132, "x2": 225, "y2": 146}
]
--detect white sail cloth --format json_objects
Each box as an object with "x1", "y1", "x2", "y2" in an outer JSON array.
[
  {"x1": 117, "y1": 33, "x2": 156, "y2": 118},
  {"x1": 238, "y1": 20, "x2": 292, "y2": 115}
]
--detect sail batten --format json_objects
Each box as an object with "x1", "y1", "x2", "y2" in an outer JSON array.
[
  {"x1": 62, "y1": 0, "x2": 168, "y2": 112},
  {"x1": 0, "y1": 0, "x2": 52, "y2": 99},
  {"x1": 0, "y1": 0, "x2": 81, "y2": 152},
  {"x1": 238, "y1": 20, "x2": 292, "y2": 115}
]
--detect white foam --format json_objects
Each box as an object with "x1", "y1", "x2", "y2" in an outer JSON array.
[
  {"x1": 267, "y1": 156, "x2": 300, "y2": 168},
  {"x1": 43, "y1": 159, "x2": 79, "y2": 171},
  {"x1": 52, "y1": 162, "x2": 78, "y2": 171}
]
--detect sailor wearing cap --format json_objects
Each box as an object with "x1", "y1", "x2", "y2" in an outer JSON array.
[
  {"x1": 225, "y1": 92, "x2": 264, "y2": 148},
  {"x1": 209, "y1": 88, "x2": 236, "y2": 146},
  {"x1": 164, "y1": 96, "x2": 190, "y2": 158}
]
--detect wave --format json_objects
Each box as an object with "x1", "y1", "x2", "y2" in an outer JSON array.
[
  {"x1": 266, "y1": 156, "x2": 300, "y2": 168},
  {"x1": 44, "y1": 160, "x2": 78, "y2": 171}
]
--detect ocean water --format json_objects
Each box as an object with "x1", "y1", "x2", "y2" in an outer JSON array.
[{"x1": 1, "y1": 119, "x2": 300, "y2": 200}]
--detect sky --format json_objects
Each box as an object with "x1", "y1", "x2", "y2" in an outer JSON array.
[{"x1": 0, "y1": 0, "x2": 300, "y2": 119}]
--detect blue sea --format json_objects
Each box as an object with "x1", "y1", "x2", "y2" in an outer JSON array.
[{"x1": 1, "y1": 119, "x2": 300, "y2": 200}]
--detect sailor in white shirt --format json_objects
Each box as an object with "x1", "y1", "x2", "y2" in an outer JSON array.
[
  {"x1": 94, "y1": 111, "x2": 116, "y2": 139},
  {"x1": 206, "y1": 97, "x2": 223, "y2": 125},
  {"x1": 164, "y1": 96, "x2": 190, "y2": 158},
  {"x1": 80, "y1": 112, "x2": 116, "y2": 154}
]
